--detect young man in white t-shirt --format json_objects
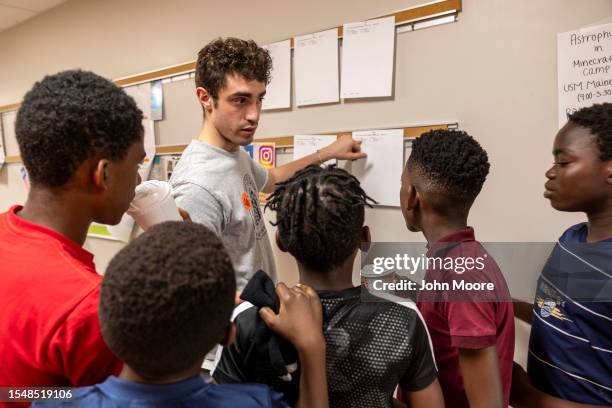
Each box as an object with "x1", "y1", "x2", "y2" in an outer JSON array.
[{"x1": 171, "y1": 37, "x2": 366, "y2": 291}]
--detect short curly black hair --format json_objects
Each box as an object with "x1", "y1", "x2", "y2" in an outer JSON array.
[
  {"x1": 195, "y1": 37, "x2": 272, "y2": 100},
  {"x1": 407, "y1": 129, "x2": 490, "y2": 201},
  {"x1": 100, "y1": 221, "x2": 236, "y2": 378},
  {"x1": 266, "y1": 165, "x2": 375, "y2": 273},
  {"x1": 15, "y1": 70, "x2": 143, "y2": 187},
  {"x1": 568, "y1": 102, "x2": 612, "y2": 160}
]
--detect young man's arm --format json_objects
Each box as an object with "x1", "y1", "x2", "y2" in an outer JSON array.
[
  {"x1": 259, "y1": 283, "x2": 328, "y2": 408},
  {"x1": 401, "y1": 379, "x2": 445, "y2": 407},
  {"x1": 458, "y1": 345, "x2": 504, "y2": 408},
  {"x1": 513, "y1": 299, "x2": 533, "y2": 324},
  {"x1": 173, "y1": 183, "x2": 227, "y2": 236},
  {"x1": 510, "y1": 362, "x2": 602, "y2": 408},
  {"x1": 446, "y1": 298, "x2": 505, "y2": 408},
  {"x1": 263, "y1": 136, "x2": 366, "y2": 193},
  {"x1": 397, "y1": 312, "x2": 444, "y2": 407}
]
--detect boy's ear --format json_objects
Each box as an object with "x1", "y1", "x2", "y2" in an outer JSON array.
[
  {"x1": 360, "y1": 225, "x2": 372, "y2": 252},
  {"x1": 220, "y1": 322, "x2": 236, "y2": 347},
  {"x1": 406, "y1": 184, "x2": 420, "y2": 211},
  {"x1": 605, "y1": 160, "x2": 612, "y2": 185},
  {"x1": 92, "y1": 159, "x2": 110, "y2": 190},
  {"x1": 275, "y1": 230, "x2": 287, "y2": 252},
  {"x1": 196, "y1": 87, "x2": 214, "y2": 114}
]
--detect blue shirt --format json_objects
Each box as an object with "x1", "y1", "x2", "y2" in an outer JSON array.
[
  {"x1": 528, "y1": 223, "x2": 612, "y2": 405},
  {"x1": 32, "y1": 375, "x2": 289, "y2": 407}
]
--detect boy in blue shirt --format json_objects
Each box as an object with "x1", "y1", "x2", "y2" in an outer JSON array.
[
  {"x1": 34, "y1": 221, "x2": 328, "y2": 407},
  {"x1": 512, "y1": 103, "x2": 612, "y2": 407}
]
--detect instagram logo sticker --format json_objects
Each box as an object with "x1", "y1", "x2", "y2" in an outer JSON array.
[{"x1": 257, "y1": 143, "x2": 275, "y2": 168}]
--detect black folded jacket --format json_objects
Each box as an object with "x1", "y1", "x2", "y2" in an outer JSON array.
[{"x1": 239, "y1": 270, "x2": 299, "y2": 381}]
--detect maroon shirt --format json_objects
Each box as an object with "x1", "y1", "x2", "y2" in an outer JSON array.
[{"x1": 416, "y1": 227, "x2": 515, "y2": 408}]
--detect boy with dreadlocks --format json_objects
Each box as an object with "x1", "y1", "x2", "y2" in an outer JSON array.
[
  {"x1": 399, "y1": 130, "x2": 514, "y2": 408},
  {"x1": 213, "y1": 165, "x2": 444, "y2": 408},
  {"x1": 511, "y1": 103, "x2": 612, "y2": 407}
]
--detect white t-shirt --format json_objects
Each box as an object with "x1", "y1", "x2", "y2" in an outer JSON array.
[{"x1": 170, "y1": 140, "x2": 276, "y2": 290}]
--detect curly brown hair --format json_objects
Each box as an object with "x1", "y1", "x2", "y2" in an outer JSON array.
[{"x1": 195, "y1": 37, "x2": 272, "y2": 101}]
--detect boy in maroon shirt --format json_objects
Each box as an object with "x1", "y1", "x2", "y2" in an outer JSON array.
[
  {"x1": 399, "y1": 130, "x2": 515, "y2": 408},
  {"x1": 0, "y1": 70, "x2": 146, "y2": 403}
]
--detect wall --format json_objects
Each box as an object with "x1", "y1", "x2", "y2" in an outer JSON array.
[{"x1": 1, "y1": 0, "x2": 611, "y2": 369}]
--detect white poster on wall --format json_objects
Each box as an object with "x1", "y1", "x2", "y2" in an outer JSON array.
[
  {"x1": 557, "y1": 23, "x2": 612, "y2": 128},
  {"x1": 263, "y1": 40, "x2": 291, "y2": 110},
  {"x1": 293, "y1": 134, "x2": 337, "y2": 165},
  {"x1": 341, "y1": 16, "x2": 396, "y2": 99},
  {"x1": 294, "y1": 28, "x2": 340, "y2": 106},
  {"x1": 351, "y1": 129, "x2": 403, "y2": 207},
  {"x1": 1, "y1": 110, "x2": 17, "y2": 170},
  {"x1": 124, "y1": 82, "x2": 152, "y2": 119}
]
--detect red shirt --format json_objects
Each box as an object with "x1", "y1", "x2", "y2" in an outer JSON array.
[
  {"x1": 416, "y1": 227, "x2": 515, "y2": 408},
  {"x1": 0, "y1": 206, "x2": 121, "y2": 406}
]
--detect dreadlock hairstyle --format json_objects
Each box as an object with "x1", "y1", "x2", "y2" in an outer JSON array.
[
  {"x1": 568, "y1": 102, "x2": 612, "y2": 161},
  {"x1": 407, "y1": 129, "x2": 490, "y2": 203},
  {"x1": 266, "y1": 165, "x2": 375, "y2": 273}
]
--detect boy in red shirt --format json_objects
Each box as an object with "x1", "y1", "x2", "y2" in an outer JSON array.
[
  {"x1": 399, "y1": 130, "x2": 515, "y2": 408},
  {"x1": 0, "y1": 70, "x2": 146, "y2": 402}
]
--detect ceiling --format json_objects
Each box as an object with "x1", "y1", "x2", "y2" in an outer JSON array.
[{"x1": 0, "y1": 0, "x2": 69, "y2": 33}]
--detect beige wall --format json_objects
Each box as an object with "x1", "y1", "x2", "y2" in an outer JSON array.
[{"x1": 1, "y1": 0, "x2": 611, "y2": 369}]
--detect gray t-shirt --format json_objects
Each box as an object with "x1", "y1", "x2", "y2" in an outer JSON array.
[{"x1": 170, "y1": 140, "x2": 276, "y2": 290}]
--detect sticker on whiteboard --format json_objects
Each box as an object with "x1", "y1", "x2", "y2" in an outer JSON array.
[{"x1": 243, "y1": 143, "x2": 276, "y2": 168}]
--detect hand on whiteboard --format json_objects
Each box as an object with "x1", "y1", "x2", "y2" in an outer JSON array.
[{"x1": 322, "y1": 135, "x2": 367, "y2": 161}]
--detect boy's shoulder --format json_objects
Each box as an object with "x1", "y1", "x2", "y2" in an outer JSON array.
[
  {"x1": 232, "y1": 292, "x2": 424, "y2": 336},
  {"x1": 208, "y1": 382, "x2": 289, "y2": 407},
  {"x1": 363, "y1": 290, "x2": 427, "y2": 324},
  {"x1": 30, "y1": 385, "x2": 103, "y2": 407},
  {"x1": 33, "y1": 378, "x2": 288, "y2": 408},
  {"x1": 559, "y1": 222, "x2": 588, "y2": 243}
]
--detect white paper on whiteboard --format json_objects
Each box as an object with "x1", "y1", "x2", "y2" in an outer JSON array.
[
  {"x1": 124, "y1": 84, "x2": 156, "y2": 178},
  {"x1": 293, "y1": 134, "x2": 337, "y2": 165},
  {"x1": 124, "y1": 82, "x2": 152, "y2": 119},
  {"x1": 263, "y1": 40, "x2": 291, "y2": 110},
  {"x1": 352, "y1": 128, "x2": 403, "y2": 206},
  {"x1": 341, "y1": 16, "x2": 396, "y2": 99},
  {"x1": 557, "y1": 23, "x2": 612, "y2": 128},
  {"x1": 294, "y1": 28, "x2": 340, "y2": 106},
  {"x1": 1, "y1": 110, "x2": 16, "y2": 170},
  {"x1": 140, "y1": 119, "x2": 156, "y2": 180}
]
